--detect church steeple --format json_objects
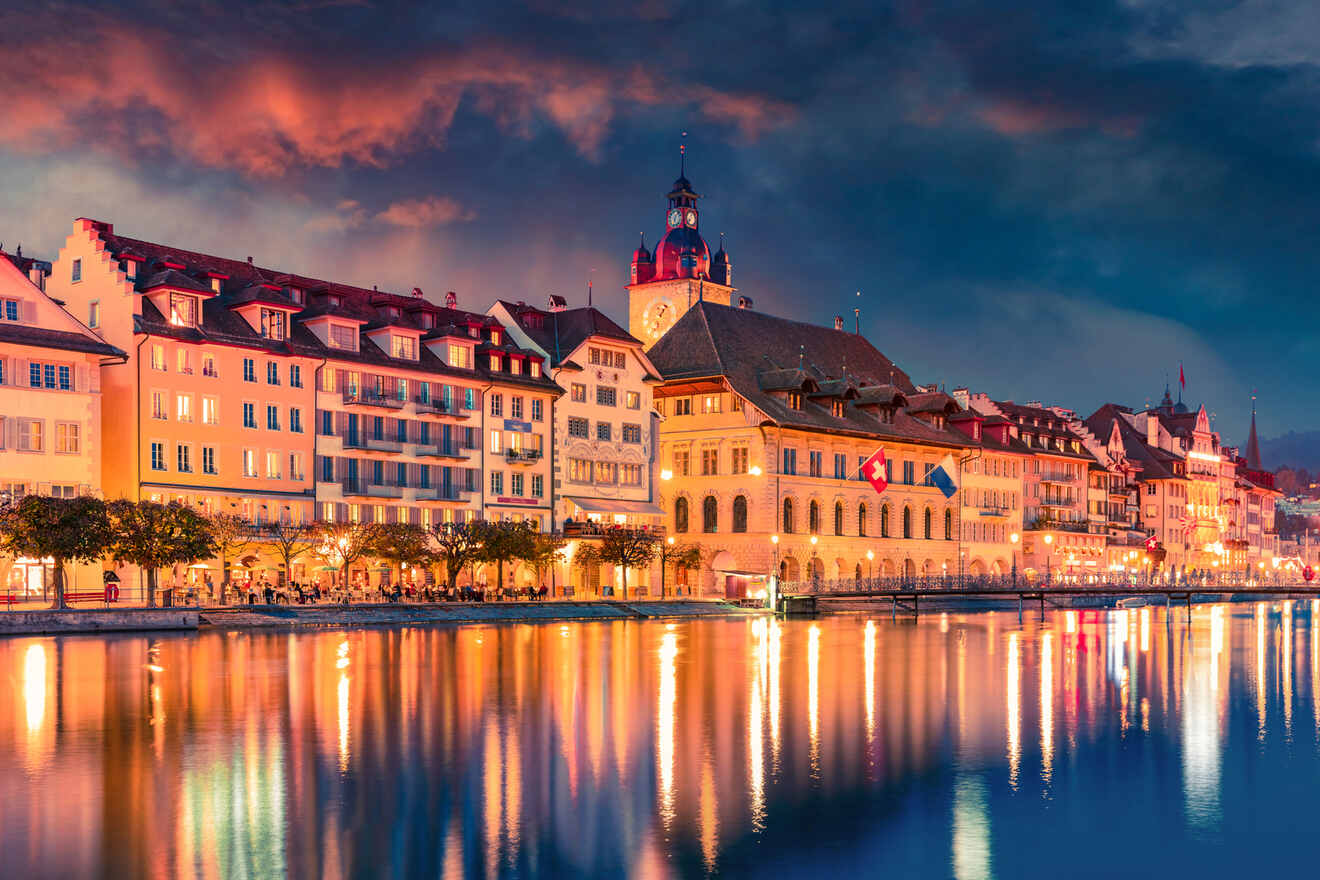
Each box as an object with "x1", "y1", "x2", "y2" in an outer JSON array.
[{"x1": 1245, "y1": 395, "x2": 1262, "y2": 470}]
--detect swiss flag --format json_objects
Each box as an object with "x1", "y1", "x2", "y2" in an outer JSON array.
[{"x1": 862, "y1": 447, "x2": 888, "y2": 495}]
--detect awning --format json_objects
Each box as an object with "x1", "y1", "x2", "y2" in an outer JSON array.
[{"x1": 565, "y1": 497, "x2": 666, "y2": 516}]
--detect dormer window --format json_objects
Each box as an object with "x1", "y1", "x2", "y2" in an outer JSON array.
[
  {"x1": 831, "y1": 400, "x2": 845, "y2": 418},
  {"x1": 211, "y1": 277, "x2": 222, "y2": 293},
  {"x1": 973, "y1": 423, "x2": 982, "y2": 440},
  {"x1": 327, "y1": 294, "x2": 341, "y2": 308},
  {"x1": 490, "y1": 354, "x2": 501, "y2": 371},
  {"x1": 170, "y1": 293, "x2": 198, "y2": 327},
  {"x1": 419, "y1": 313, "x2": 434, "y2": 329},
  {"x1": 787, "y1": 391, "x2": 802, "y2": 409},
  {"x1": 384, "y1": 306, "x2": 399, "y2": 320},
  {"x1": 531, "y1": 361, "x2": 541, "y2": 378},
  {"x1": 260, "y1": 308, "x2": 287, "y2": 340},
  {"x1": 510, "y1": 358, "x2": 521, "y2": 375},
  {"x1": 391, "y1": 335, "x2": 417, "y2": 360},
  {"x1": 490, "y1": 328, "x2": 502, "y2": 346},
  {"x1": 329, "y1": 323, "x2": 357, "y2": 351},
  {"x1": 448, "y1": 344, "x2": 471, "y2": 369},
  {"x1": 287, "y1": 287, "x2": 303, "y2": 305}
]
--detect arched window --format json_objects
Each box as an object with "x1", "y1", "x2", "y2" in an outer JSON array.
[
  {"x1": 858, "y1": 503, "x2": 868, "y2": 537},
  {"x1": 923, "y1": 507, "x2": 932, "y2": 540},
  {"x1": 732, "y1": 495, "x2": 748, "y2": 533},
  {"x1": 702, "y1": 495, "x2": 718, "y2": 533},
  {"x1": 902, "y1": 506, "x2": 912, "y2": 539},
  {"x1": 782, "y1": 498, "x2": 795, "y2": 534},
  {"x1": 809, "y1": 500, "x2": 821, "y2": 534},
  {"x1": 880, "y1": 504, "x2": 889, "y2": 538},
  {"x1": 675, "y1": 497, "x2": 689, "y2": 533},
  {"x1": 834, "y1": 501, "x2": 844, "y2": 536},
  {"x1": 944, "y1": 508, "x2": 953, "y2": 540}
]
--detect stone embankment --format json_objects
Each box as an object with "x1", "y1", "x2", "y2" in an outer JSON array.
[{"x1": 0, "y1": 607, "x2": 199, "y2": 635}]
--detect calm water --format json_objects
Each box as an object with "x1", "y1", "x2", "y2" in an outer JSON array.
[{"x1": 3, "y1": 604, "x2": 1319, "y2": 878}]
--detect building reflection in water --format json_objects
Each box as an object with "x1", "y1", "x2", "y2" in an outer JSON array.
[{"x1": 4, "y1": 604, "x2": 1320, "y2": 876}]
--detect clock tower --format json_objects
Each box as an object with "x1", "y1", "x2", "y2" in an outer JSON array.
[{"x1": 627, "y1": 160, "x2": 734, "y2": 347}]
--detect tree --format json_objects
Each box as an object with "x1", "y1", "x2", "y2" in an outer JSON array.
[
  {"x1": 267, "y1": 520, "x2": 318, "y2": 587},
  {"x1": 0, "y1": 495, "x2": 111, "y2": 609},
  {"x1": 429, "y1": 521, "x2": 482, "y2": 595},
  {"x1": 521, "y1": 530, "x2": 566, "y2": 594},
  {"x1": 571, "y1": 542, "x2": 601, "y2": 595},
  {"x1": 659, "y1": 540, "x2": 704, "y2": 598},
  {"x1": 108, "y1": 500, "x2": 217, "y2": 607},
  {"x1": 371, "y1": 521, "x2": 432, "y2": 591},
  {"x1": 596, "y1": 527, "x2": 661, "y2": 600},
  {"x1": 313, "y1": 520, "x2": 382, "y2": 601},
  {"x1": 208, "y1": 512, "x2": 253, "y2": 603},
  {"x1": 471, "y1": 520, "x2": 535, "y2": 595}
]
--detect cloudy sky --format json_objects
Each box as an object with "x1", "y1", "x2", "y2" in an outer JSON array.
[{"x1": 1, "y1": 0, "x2": 1313, "y2": 445}]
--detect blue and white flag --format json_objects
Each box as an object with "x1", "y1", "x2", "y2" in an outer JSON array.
[{"x1": 930, "y1": 454, "x2": 960, "y2": 499}]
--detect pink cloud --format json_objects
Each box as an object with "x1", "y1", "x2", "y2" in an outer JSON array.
[
  {"x1": 376, "y1": 196, "x2": 476, "y2": 228},
  {"x1": 0, "y1": 22, "x2": 794, "y2": 175},
  {"x1": 977, "y1": 97, "x2": 1143, "y2": 138}
]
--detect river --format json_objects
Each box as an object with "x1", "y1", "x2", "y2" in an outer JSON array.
[{"x1": 2, "y1": 603, "x2": 1318, "y2": 877}]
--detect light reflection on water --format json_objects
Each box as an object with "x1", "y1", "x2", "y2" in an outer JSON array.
[{"x1": 5, "y1": 605, "x2": 1320, "y2": 877}]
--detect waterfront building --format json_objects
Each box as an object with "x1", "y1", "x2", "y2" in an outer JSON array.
[
  {"x1": 648, "y1": 300, "x2": 973, "y2": 596},
  {"x1": 48, "y1": 219, "x2": 558, "y2": 592},
  {"x1": 947, "y1": 390, "x2": 1029, "y2": 577},
  {"x1": 490, "y1": 298, "x2": 665, "y2": 595},
  {"x1": 0, "y1": 247, "x2": 124, "y2": 596}
]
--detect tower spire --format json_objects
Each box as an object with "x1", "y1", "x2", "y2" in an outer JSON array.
[
  {"x1": 679, "y1": 130, "x2": 687, "y2": 177},
  {"x1": 1246, "y1": 393, "x2": 1261, "y2": 470}
]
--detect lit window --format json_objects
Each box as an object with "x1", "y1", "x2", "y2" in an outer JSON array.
[
  {"x1": 169, "y1": 294, "x2": 198, "y2": 326},
  {"x1": 391, "y1": 335, "x2": 417, "y2": 359},
  {"x1": 448, "y1": 345, "x2": 470, "y2": 369},
  {"x1": 55, "y1": 422, "x2": 80, "y2": 454},
  {"x1": 260, "y1": 308, "x2": 287, "y2": 340},
  {"x1": 329, "y1": 324, "x2": 357, "y2": 350}
]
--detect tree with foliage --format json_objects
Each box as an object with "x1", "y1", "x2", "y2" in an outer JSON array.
[
  {"x1": 313, "y1": 520, "x2": 382, "y2": 601},
  {"x1": 429, "y1": 521, "x2": 482, "y2": 595},
  {"x1": 595, "y1": 527, "x2": 662, "y2": 600},
  {"x1": 659, "y1": 539, "x2": 704, "y2": 598},
  {"x1": 471, "y1": 519, "x2": 535, "y2": 596},
  {"x1": 108, "y1": 500, "x2": 217, "y2": 607},
  {"x1": 208, "y1": 512, "x2": 253, "y2": 603},
  {"x1": 371, "y1": 522, "x2": 432, "y2": 591},
  {"x1": 520, "y1": 530, "x2": 566, "y2": 594},
  {"x1": 572, "y1": 541, "x2": 601, "y2": 593},
  {"x1": 0, "y1": 495, "x2": 112, "y2": 609},
  {"x1": 267, "y1": 520, "x2": 318, "y2": 588}
]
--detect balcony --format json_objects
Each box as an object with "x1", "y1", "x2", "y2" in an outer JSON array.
[
  {"x1": 1038, "y1": 472, "x2": 1077, "y2": 485},
  {"x1": 413, "y1": 485, "x2": 473, "y2": 503},
  {"x1": 1026, "y1": 518, "x2": 1091, "y2": 534},
  {"x1": 504, "y1": 448, "x2": 543, "y2": 466},
  {"x1": 342, "y1": 435, "x2": 404, "y2": 455},
  {"x1": 413, "y1": 396, "x2": 470, "y2": 419},
  {"x1": 973, "y1": 504, "x2": 1011, "y2": 518},
  {"x1": 414, "y1": 442, "x2": 472, "y2": 460},
  {"x1": 343, "y1": 390, "x2": 406, "y2": 410},
  {"x1": 562, "y1": 521, "x2": 667, "y2": 540},
  {"x1": 341, "y1": 479, "x2": 404, "y2": 499}
]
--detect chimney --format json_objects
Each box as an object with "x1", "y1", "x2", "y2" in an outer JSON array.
[
  {"x1": 833, "y1": 315, "x2": 844, "y2": 330},
  {"x1": 547, "y1": 295, "x2": 567, "y2": 312},
  {"x1": 737, "y1": 296, "x2": 753, "y2": 309},
  {"x1": 951, "y1": 386, "x2": 970, "y2": 409},
  {"x1": 411, "y1": 287, "x2": 424, "y2": 298},
  {"x1": 247, "y1": 256, "x2": 253, "y2": 265},
  {"x1": 445, "y1": 291, "x2": 458, "y2": 309}
]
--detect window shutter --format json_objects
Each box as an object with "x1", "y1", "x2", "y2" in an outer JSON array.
[
  {"x1": 13, "y1": 359, "x2": 26, "y2": 387},
  {"x1": 76, "y1": 365, "x2": 89, "y2": 393}
]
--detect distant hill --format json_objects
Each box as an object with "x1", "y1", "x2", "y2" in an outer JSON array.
[{"x1": 1260, "y1": 431, "x2": 1320, "y2": 471}]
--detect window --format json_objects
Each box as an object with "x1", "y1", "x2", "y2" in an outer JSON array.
[
  {"x1": 329, "y1": 324, "x2": 357, "y2": 351},
  {"x1": 673, "y1": 397, "x2": 692, "y2": 416},
  {"x1": 622, "y1": 423, "x2": 642, "y2": 444},
  {"x1": 903, "y1": 506, "x2": 912, "y2": 539},
  {"x1": 834, "y1": 453, "x2": 847, "y2": 480},
  {"x1": 703, "y1": 496, "x2": 718, "y2": 532},
  {"x1": 568, "y1": 458, "x2": 592, "y2": 483},
  {"x1": 809, "y1": 500, "x2": 821, "y2": 533},
  {"x1": 202, "y1": 354, "x2": 217, "y2": 378},
  {"x1": 266, "y1": 361, "x2": 279, "y2": 385},
  {"x1": 260, "y1": 309, "x2": 287, "y2": 340},
  {"x1": 675, "y1": 497, "x2": 689, "y2": 533},
  {"x1": 626, "y1": 391, "x2": 641, "y2": 409},
  {"x1": 202, "y1": 446, "x2": 216, "y2": 474},
  {"x1": 243, "y1": 449, "x2": 257, "y2": 477},
  {"x1": 490, "y1": 394, "x2": 503, "y2": 417},
  {"x1": 782, "y1": 498, "x2": 795, "y2": 533},
  {"x1": 448, "y1": 344, "x2": 470, "y2": 368},
  {"x1": 243, "y1": 358, "x2": 256, "y2": 382},
  {"x1": 568, "y1": 417, "x2": 589, "y2": 438},
  {"x1": 532, "y1": 474, "x2": 543, "y2": 497},
  {"x1": 392, "y1": 335, "x2": 417, "y2": 359},
  {"x1": 902, "y1": 461, "x2": 915, "y2": 485},
  {"x1": 289, "y1": 364, "x2": 302, "y2": 388},
  {"x1": 265, "y1": 451, "x2": 281, "y2": 479},
  {"x1": 88, "y1": 300, "x2": 100, "y2": 328},
  {"x1": 202, "y1": 397, "x2": 218, "y2": 425},
  {"x1": 595, "y1": 462, "x2": 617, "y2": 484},
  {"x1": 701, "y1": 447, "x2": 718, "y2": 476},
  {"x1": 881, "y1": 504, "x2": 890, "y2": 538},
  {"x1": 597, "y1": 422, "x2": 612, "y2": 442},
  {"x1": 923, "y1": 508, "x2": 932, "y2": 540},
  {"x1": 176, "y1": 394, "x2": 193, "y2": 422},
  {"x1": 0, "y1": 299, "x2": 18, "y2": 322},
  {"x1": 944, "y1": 509, "x2": 953, "y2": 541},
  {"x1": 174, "y1": 348, "x2": 192, "y2": 375},
  {"x1": 266, "y1": 405, "x2": 280, "y2": 431},
  {"x1": 290, "y1": 408, "x2": 303, "y2": 433},
  {"x1": 151, "y1": 345, "x2": 166, "y2": 371},
  {"x1": 809, "y1": 450, "x2": 822, "y2": 477},
  {"x1": 71, "y1": 259, "x2": 81, "y2": 282},
  {"x1": 491, "y1": 471, "x2": 503, "y2": 495},
  {"x1": 531, "y1": 399, "x2": 543, "y2": 421},
  {"x1": 701, "y1": 394, "x2": 722, "y2": 414},
  {"x1": 243, "y1": 402, "x2": 256, "y2": 428},
  {"x1": 620, "y1": 464, "x2": 642, "y2": 486},
  {"x1": 782, "y1": 448, "x2": 797, "y2": 475},
  {"x1": 673, "y1": 448, "x2": 690, "y2": 476},
  {"x1": 489, "y1": 431, "x2": 502, "y2": 453},
  {"x1": 464, "y1": 388, "x2": 476, "y2": 410},
  {"x1": 597, "y1": 386, "x2": 617, "y2": 407},
  {"x1": 731, "y1": 445, "x2": 748, "y2": 474},
  {"x1": 177, "y1": 444, "x2": 193, "y2": 473},
  {"x1": 859, "y1": 503, "x2": 869, "y2": 537},
  {"x1": 55, "y1": 422, "x2": 80, "y2": 454},
  {"x1": 151, "y1": 390, "x2": 167, "y2": 420},
  {"x1": 489, "y1": 354, "x2": 501, "y2": 371},
  {"x1": 834, "y1": 501, "x2": 844, "y2": 536},
  {"x1": 169, "y1": 294, "x2": 198, "y2": 327},
  {"x1": 511, "y1": 396, "x2": 523, "y2": 419},
  {"x1": 150, "y1": 441, "x2": 165, "y2": 470},
  {"x1": 733, "y1": 495, "x2": 748, "y2": 532},
  {"x1": 786, "y1": 391, "x2": 802, "y2": 409},
  {"x1": 290, "y1": 452, "x2": 304, "y2": 481}
]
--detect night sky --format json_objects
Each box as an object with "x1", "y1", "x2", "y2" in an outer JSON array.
[{"x1": 0, "y1": 0, "x2": 1312, "y2": 446}]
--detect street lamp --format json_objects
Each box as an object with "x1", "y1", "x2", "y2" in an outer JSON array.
[
  {"x1": 1043, "y1": 533, "x2": 1054, "y2": 584},
  {"x1": 749, "y1": 465, "x2": 762, "y2": 476},
  {"x1": 866, "y1": 549, "x2": 874, "y2": 583},
  {"x1": 660, "y1": 535, "x2": 676, "y2": 599},
  {"x1": 1010, "y1": 532, "x2": 1019, "y2": 587}
]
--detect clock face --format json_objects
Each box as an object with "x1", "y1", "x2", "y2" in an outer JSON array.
[
  {"x1": 667, "y1": 209, "x2": 682, "y2": 228},
  {"x1": 685, "y1": 209, "x2": 697, "y2": 227},
  {"x1": 643, "y1": 297, "x2": 674, "y2": 340}
]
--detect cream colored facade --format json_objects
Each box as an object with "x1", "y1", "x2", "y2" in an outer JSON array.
[{"x1": 956, "y1": 447, "x2": 1025, "y2": 577}]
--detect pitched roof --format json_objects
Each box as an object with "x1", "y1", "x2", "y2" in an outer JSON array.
[
  {"x1": 1085, "y1": 403, "x2": 1185, "y2": 481},
  {"x1": 991, "y1": 399, "x2": 1094, "y2": 460},
  {"x1": 648, "y1": 301, "x2": 969, "y2": 448},
  {"x1": 0, "y1": 323, "x2": 123, "y2": 358},
  {"x1": 494, "y1": 300, "x2": 639, "y2": 367}
]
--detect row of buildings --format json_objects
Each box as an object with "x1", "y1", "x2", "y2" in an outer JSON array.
[{"x1": 0, "y1": 165, "x2": 1280, "y2": 598}]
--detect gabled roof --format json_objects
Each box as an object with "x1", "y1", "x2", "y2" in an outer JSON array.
[
  {"x1": 0, "y1": 248, "x2": 123, "y2": 359},
  {"x1": 648, "y1": 301, "x2": 969, "y2": 448},
  {"x1": 1086, "y1": 403, "x2": 1185, "y2": 481},
  {"x1": 137, "y1": 268, "x2": 215, "y2": 295},
  {"x1": 494, "y1": 300, "x2": 639, "y2": 366}
]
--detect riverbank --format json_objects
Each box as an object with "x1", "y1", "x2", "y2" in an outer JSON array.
[
  {"x1": 0, "y1": 600, "x2": 763, "y2": 636},
  {"x1": 815, "y1": 589, "x2": 1313, "y2": 615}
]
